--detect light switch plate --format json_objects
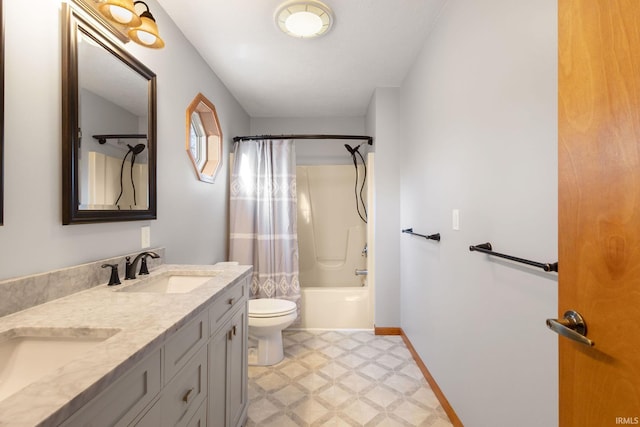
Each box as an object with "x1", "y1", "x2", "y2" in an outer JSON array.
[
  {"x1": 452, "y1": 209, "x2": 460, "y2": 230},
  {"x1": 141, "y1": 226, "x2": 151, "y2": 248}
]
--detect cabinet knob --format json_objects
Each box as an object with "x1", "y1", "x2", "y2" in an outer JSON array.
[
  {"x1": 232, "y1": 325, "x2": 237, "y2": 336},
  {"x1": 227, "y1": 330, "x2": 233, "y2": 341},
  {"x1": 182, "y1": 388, "x2": 194, "y2": 405},
  {"x1": 227, "y1": 297, "x2": 235, "y2": 305}
]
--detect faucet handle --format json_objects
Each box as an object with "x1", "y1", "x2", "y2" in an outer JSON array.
[
  {"x1": 139, "y1": 257, "x2": 150, "y2": 275},
  {"x1": 101, "y1": 264, "x2": 121, "y2": 286},
  {"x1": 139, "y1": 251, "x2": 160, "y2": 275}
]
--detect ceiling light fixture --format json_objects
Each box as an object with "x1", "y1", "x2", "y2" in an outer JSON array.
[
  {"x1": 97, "y1": 0, "x2": 164, "y2": 49},
  {"x1": 275, "y1": 1, "x2": 334, "y2": 39}
]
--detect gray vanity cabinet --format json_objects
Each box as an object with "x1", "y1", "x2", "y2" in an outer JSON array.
[
  {"x1": 59, "y1": 276, "x2": 249, "y2": 427},
  {"x1": 208, "y1": 280, "x2": 249, "y2": 427}
]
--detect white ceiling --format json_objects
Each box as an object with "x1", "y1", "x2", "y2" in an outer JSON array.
[{"x1": 156, "y1": 0, "x2": 447, "y2": 118}]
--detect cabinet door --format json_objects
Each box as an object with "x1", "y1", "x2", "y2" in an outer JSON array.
[
  {"x1": 227, "y1": 306, "x2": 247, "y2": 427},
  {"x1": 208, "y1": 323, "x2": 229, "y2": 427},
  {"x1": 60, "y1": 349, "x2": 161, "y2": 427}
]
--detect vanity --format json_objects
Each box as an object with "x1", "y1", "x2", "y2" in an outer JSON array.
[{"x1": 0, "y1": 262, "x2": 251, "y2": 427}]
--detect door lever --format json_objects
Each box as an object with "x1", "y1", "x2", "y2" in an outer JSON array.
[{"x1": 546, "y1": 310, "x2": 594, "y2": 347}]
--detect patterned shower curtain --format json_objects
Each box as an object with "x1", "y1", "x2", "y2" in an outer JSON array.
[{"x1": 229, "y1": 139, "x2": 300, "y2": 313}]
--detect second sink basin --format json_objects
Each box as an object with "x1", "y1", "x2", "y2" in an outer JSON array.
[
  {"x1": 119, "y1": 272, "x2": 220, "y2": 294},
  {"x1": 0, "y1": 327, "x2": 120, "y2": 402}
]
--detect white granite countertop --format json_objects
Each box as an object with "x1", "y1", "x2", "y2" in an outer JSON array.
[{"x1": 0, "y1": 263, "x2": 252, "y2": 427}]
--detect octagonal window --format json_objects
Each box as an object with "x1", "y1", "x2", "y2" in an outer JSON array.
[{"x1": 186, "y1": 93, "x2": 222, "y2": 183}]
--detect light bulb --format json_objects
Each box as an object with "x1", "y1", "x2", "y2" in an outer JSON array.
[
  {"x1": 109, "y1": 5, "x2": 134, "y2": 24},
  {"x1": 285, "y1": 11, "x2": 323, "y2": 37},
  {"x1": 136, "y1": 31, "x2": 157, "y2": 46}
]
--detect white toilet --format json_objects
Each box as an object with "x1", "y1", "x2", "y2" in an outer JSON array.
[{"x1": 247, "y1": 298, "x2": 297, "y2": 366}]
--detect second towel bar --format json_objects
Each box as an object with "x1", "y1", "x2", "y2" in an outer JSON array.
[
  {"x1": 402, "y1": 228, "x2": 441, "y2": 242},
  {"x1": 469, "y1": 242, "x2": 558, "y2": 272}
]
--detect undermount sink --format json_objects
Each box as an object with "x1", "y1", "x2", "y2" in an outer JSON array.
[
  {"x1": 0, "y1": 327, "x2": 120, "y2": 401},
  {"x1": 118, "y1": 272, "x2": 220, "y2": 294}
]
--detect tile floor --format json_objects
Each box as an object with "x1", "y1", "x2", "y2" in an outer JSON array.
[{"x1": 247, "y1": 330, "x2": 453, "y2": 426}]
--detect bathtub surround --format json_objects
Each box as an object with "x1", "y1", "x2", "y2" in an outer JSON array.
[
  {"x1": 296, "y1": 165, "x2": 367, "y2": 288},
  {"x1": 0, "y1": 248, "x2": 165, "y2": 318}
]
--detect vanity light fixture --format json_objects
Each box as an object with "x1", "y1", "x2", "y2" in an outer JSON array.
[
  {"x1": 96, "y1": 0, "x2": 164, "y2": 48},
  {"x1": 128, "y1": 1, "x2": 165, "y2": 49},
  {"x1": 97, "y1": 0, "x2": 142, "y2": 27},
  {"x1": 275, "y1": 0, "x2": 334, "y2": 39}
]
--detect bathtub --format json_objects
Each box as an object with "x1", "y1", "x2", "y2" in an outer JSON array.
[{"x1": 299, "y1": 286, "x2": 373, "y2": 330}]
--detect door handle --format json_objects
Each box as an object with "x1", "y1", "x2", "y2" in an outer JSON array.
[{"x1": 546, "y1": 310, "x2": 594, "y2": 347}]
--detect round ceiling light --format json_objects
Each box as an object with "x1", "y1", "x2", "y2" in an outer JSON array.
[{"x1": 275, "y1": 1, "x2": 334, "y2": 39}]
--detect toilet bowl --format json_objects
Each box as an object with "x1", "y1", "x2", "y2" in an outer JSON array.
[{"x1": 248, "y1": 298, "x2": 297, "y2": 366}]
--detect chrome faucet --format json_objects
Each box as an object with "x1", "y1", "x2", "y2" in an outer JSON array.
[{"x1": 125, "y1": 251, "x2": 160, "y2": 280}]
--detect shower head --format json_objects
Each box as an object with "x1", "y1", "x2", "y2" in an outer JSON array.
[{"x1": 127, "y1": 143, "x2": 146, "y2": 155}]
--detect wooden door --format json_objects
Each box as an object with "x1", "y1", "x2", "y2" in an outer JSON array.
[{"x1": 558, "y1": 1, "x2": 640, "y2": 426}]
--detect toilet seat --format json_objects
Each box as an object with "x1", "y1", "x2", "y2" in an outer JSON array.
[{"x1": 248, "y1": 298, "x2": 296, "y2": 318}]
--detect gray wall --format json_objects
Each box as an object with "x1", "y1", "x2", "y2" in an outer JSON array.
[
  {"x1": 365, "y1": 89, "x2": 401, "y2": 328},
  {"x1": 397, "y1": 0, "x2": 558, "y2": 426},
  {"x1": 0, "y1": 0, "x2": 249, "y2": 281}
]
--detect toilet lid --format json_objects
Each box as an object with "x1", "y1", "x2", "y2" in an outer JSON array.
[{"x1": 248, "y1": 298, "x2": 297, "y2": 318}]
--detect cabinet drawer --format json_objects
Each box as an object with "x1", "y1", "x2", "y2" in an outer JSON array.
[
  {"x1": 61, "y1": 348, "x2": 161, "y2": 427},
  {"x1": 209, "y1": 278, "x2": 247, "y2": 334},
  {"x1": 132, "y1": 399, "x2": 161, "y2": 427},
  {"x1": 186, "y1": 401, "x2": 207, "y2": 427},
  {"x1": 165, "y1": 310, "x2": 209, "y2": 384},
  {"x1": 161, "y1": 345, "x2": 207, "y2": 427}
]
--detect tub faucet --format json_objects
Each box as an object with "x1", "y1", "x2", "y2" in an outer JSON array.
[{"x1": 125, "y1": 251, "x2": 160, "y2": 280}]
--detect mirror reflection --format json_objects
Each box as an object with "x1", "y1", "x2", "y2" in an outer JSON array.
[
  {"x1": 78, "y1": 31, "x2": 149, "y2": 210},
  {"x1": 62, "y1": 3, "x2": 157, "y2": 224}
]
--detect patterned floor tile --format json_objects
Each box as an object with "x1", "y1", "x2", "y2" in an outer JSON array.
[
  {"x1": 292, "y1": 398, "x2": 331, "y2": 424},
  {"x1": 317, "y1": 384, "x2": 354, "y2": 407},
  {"x1": 279, "y1": 361, "x2": 310, "y2": 379},
  {"x1": 364, "y1": 385, "x2": 401, "y2": 408},
  {"x1": 341, "y1": 399, "x2": 379, "y2": 425},
  {"x1": 337, "y1": 372, "x2": 374, "y2": 393},
  {"x1": 271, "y1": 384, "x2": 307, "y2": 407},
  {"x1": 247, "y1": 330, "x2": 453, "y2": 427}
]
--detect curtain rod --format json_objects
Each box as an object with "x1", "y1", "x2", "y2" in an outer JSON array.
[{"x1": 232, "y1": 134, "x2": 373, "y2": 144}]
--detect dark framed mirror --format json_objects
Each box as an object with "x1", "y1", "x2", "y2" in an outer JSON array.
[{"x1": 62, "y1": 3, "x2": 156, "y2": 224}]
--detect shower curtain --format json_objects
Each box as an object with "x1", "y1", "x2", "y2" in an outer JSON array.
[{"x1": 229, "y1": 139, "x2": 300, "y2": 314}]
